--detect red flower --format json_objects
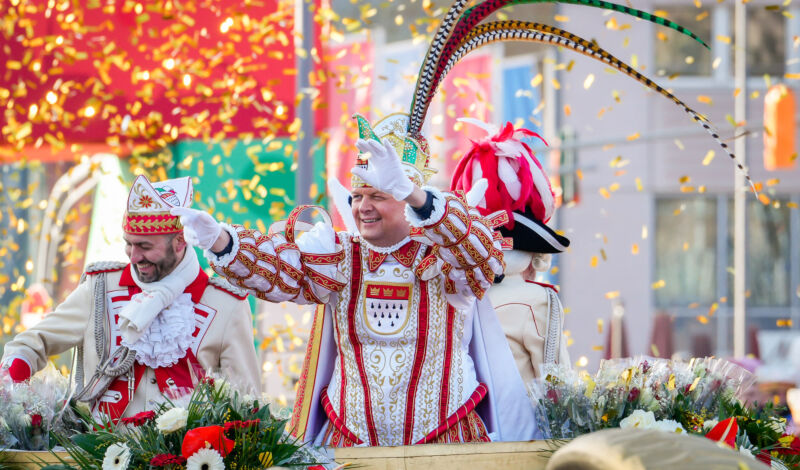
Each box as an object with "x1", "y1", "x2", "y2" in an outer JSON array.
[
  {"x1": 30, "y1": 414, "x2": 42, "y2": 427},
  {"x1": 224, "y1": 420, "x2": 241, "y2": 433},
  {"x1": 705, "y1": 417, "x2": 738, "y2": 448},
  {"x1": 546, "y1": 388, "x2": 559, "y2": 404},
  {"x1": 627, "y1": 388, "x2": 640, "y2": 402},
  {"x1": 181, "y1": 425, "x2": 235, "y2": 459},
  {"x1": 777, "y1": 434, "x2": 800, "y2": 456},
  {"x1": 120, "y1": 410, "x2": 156, "y2": 427},
  {"x1": 137, "y1": 194, "x2": 155, "y2": 208},
  {"x1": 224, "y1": 419, "x2": 260, "y2": 433},
  {"x1": 150, "y1": 454, "x2": 187, "y2": 467}
]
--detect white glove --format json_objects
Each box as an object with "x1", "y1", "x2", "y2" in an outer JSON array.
[
  {"x1": 170, "y1": 207, "x2": 223, "y2": 250},
  {"x1": 351, "y1": 138, "x2": 415, "y2": 201},
  {"x1": 465, "y1": 178, "x2": 489, "y2": 207}
]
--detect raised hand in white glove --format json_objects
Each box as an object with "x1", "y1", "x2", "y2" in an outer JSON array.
[
  {"x1": 170, "y1": 207, "x2": 223, "y2": 250},
  {"x1": 351, "y1": 138, "x2": 415, "y2": 201}
]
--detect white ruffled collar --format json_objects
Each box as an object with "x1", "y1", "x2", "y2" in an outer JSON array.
[
  {"x1": 359, "y1": 236, "x2": 412, "y2": 254},
  {"x1": 121, "y1": 293, "x2": 196, "y2": 369}
]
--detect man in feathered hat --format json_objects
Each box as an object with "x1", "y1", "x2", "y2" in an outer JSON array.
[
  {"x1": 452, "y1": 119, "x2": 571, "y2": 382},
  {"x1": 173, "y1": 113, "x2": 539, "y2": 446},
  {"x1": 1, "y1": 176, "x2": 260, "y2": 420}
]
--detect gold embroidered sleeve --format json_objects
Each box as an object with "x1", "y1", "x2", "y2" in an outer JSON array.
[
  {"x1": 406, "y1": 188, "x2": 506, "y2": 299},
  {"x1": 205, "y1": 222, "x2": 346, "y2": 304}
]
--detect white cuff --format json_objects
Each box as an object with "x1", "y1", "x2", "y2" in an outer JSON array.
[
  {"x1": 404, "y1": 186, "x2": 447, "y2": 228},
  {"x1": 203, "y1": 223, "x2": 240, "y2": 268}
]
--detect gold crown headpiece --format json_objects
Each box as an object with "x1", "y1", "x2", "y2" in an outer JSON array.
[{"x1": 351, "y1": 113, "x2": 437, "y2": 189}]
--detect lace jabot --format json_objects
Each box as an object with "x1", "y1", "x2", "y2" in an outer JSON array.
[{"x1": 121, "y1": 293, "x2": 196, "y2": 369}]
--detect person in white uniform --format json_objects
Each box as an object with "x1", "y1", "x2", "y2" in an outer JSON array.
[
  {"x1": 451, "y1": 119, "x2": 571, "y2": 383},
  {"x1": 1, "y1": 175, "x2": 260, "y2": 420}
]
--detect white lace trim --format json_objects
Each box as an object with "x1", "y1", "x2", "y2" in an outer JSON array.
[
  {"x1": 121, "y1": 293, "x2": 196, "y2": 369},
  {"x1": 359, "y1": 235, "x2": 412, "y2": 254},
  {"x1": 404, "y1": 186, "x2": 447, "y2": 228},
  {"x1": 203, "y1": 223, "x2": 239, "y2": 267}
]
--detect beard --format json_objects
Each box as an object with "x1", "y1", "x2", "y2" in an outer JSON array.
[{"x1": 133, "y1": 245, "x2": 178, "y2": 283}]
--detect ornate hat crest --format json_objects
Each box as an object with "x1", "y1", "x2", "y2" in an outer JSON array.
[
  {"x1": 351, "y1": 113, "x2": 436, "y2": 189},
  {"x1": 123, "y1": 175, "x2": 193, "y2": 235}
]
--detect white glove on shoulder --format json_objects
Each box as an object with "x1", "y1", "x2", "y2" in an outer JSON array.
[
  {"x1": 351, "y1": 138, "x2": 415, "y2": 201},
  {"x1": 170, "y1": 207, "x2": 223, "y2": 250}
]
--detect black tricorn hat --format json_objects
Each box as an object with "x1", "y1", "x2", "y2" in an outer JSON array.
[{"x1": 498, "y1": 206, "x2": 570, "y2": 254}]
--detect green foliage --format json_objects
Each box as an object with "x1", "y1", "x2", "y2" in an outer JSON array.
[{"x1": 44, "y1": 380, "x2": 322, "y2": 469}]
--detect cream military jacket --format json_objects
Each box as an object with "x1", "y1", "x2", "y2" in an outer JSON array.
[
  {"x1": 487, "y1": 272, "x2": 570, "y2": 384},
  {"x1": 1, "y1": 261, "x2": 260, "y2": 417}
]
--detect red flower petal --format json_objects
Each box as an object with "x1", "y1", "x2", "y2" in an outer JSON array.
[
  {"x1": 704, "y1": 417, "x2": 738, "y2": 448},
  {"x1": 181, "y1": 425, "x2": 236, "y2": 459}
]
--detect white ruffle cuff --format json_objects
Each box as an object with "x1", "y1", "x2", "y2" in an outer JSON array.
[
  {"x1": 203, "y1": 223, "x2": 240, "y2": 268},
  {"x1": 404, "y1": 186, "x2": 447, "y2": 228}
]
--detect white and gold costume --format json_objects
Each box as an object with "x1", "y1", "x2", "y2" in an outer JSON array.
[
  {"x1": 1, "y1": 176, "x2": 260, "y2": 420},
  {"x1": 206, "y1": 189, "x2": 537, "y2": 446}
]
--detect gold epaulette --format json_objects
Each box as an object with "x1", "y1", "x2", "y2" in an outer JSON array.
[
  {"x1": 80, "y1": 261, "x2": 127, "y2": 284},
  {"x1": 208, "y1": 276, "x2": 248, "y2": 300}
]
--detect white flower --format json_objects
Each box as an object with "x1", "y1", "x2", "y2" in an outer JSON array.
[
  {"x1": 155, "y1": 407, "x2": 188, "y2": 434},
  {"x1": 214, "y1": 379, "x2": 231, "y2": 396},
  {"x1": 74, "y1": 400, "x2": 92, "y2": 417},
  {"x1": 702, "y1": 418, "x2": 719, "y2": 431},
  {"x1": 619, "y1": 409, "x2": 657, "y2": 430},
  {"x1": 638, "y1": 388, "x2": 659, "y2": 412},
  {"x1": 9, "y1": 404, "x2": 24, "y2": 417},
  {"x1": 102, "y1": 442, "x2": 131, "y2": 470},
  {"x1": 186, "y1": 447, "x2": 225, "y2": 470},
  {"x1": 17, "y1": 413, "x2": 32, "y2": 427},
  {"x1": 652, "y1": 419, "x2": 686, "y2": 434},
  {"x1": 739, "y1": 446, "x2": 755, "y2": 459}
]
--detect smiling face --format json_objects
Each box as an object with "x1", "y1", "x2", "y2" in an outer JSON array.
[
  {"x1": 351, "y1": 187, "x2": 411, "y2": 247},
  {"x1": 123, "y1": 232, "x2": 186, "y2": 282}
]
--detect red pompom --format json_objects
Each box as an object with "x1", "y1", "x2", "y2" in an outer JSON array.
[{"x1": 7, "y1": 358, "x2": 31, "y2": 383}]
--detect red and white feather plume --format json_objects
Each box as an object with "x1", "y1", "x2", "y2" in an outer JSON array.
[{"x1": 451, "y1": 118, "x2": 553, "y2": 227}]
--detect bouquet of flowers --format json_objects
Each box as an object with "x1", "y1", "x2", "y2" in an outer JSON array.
[
  {"x1": 0, "y1": 363, "x2": 70, "y2": 450},
  {"x1": 42, "y1": 377, "x2": 327, "y2": 470},
  {"x1": 530, "y1": 356, "x2": 800, "y2": 469}
]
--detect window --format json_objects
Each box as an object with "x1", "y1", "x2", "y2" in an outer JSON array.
[
  {"x1": 654, "y1": 7, "x2": 713, "y2": 77},
  {"x1": 727, "y1": 198, "x2": 792, "y2": 307},
  {"x1": 654, "y1": 195, "x2": 799, "y2": 356},
  {"x1": 654, "y1": 4, "x2": 786, "y2": 78},
  {"x1": 743, "y1": 7, "x2": 786, "y2": 77},
  {"x1": 654, "y1": 198, "x2": 718, "y2": 307}
]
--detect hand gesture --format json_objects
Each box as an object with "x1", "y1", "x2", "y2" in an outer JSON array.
[
  {"x1": 170, "y1": 207, "x2": 223, "y2": 250},
  {"x1": 351, "y1": 138, "x2": 415, "y2": 201}
]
